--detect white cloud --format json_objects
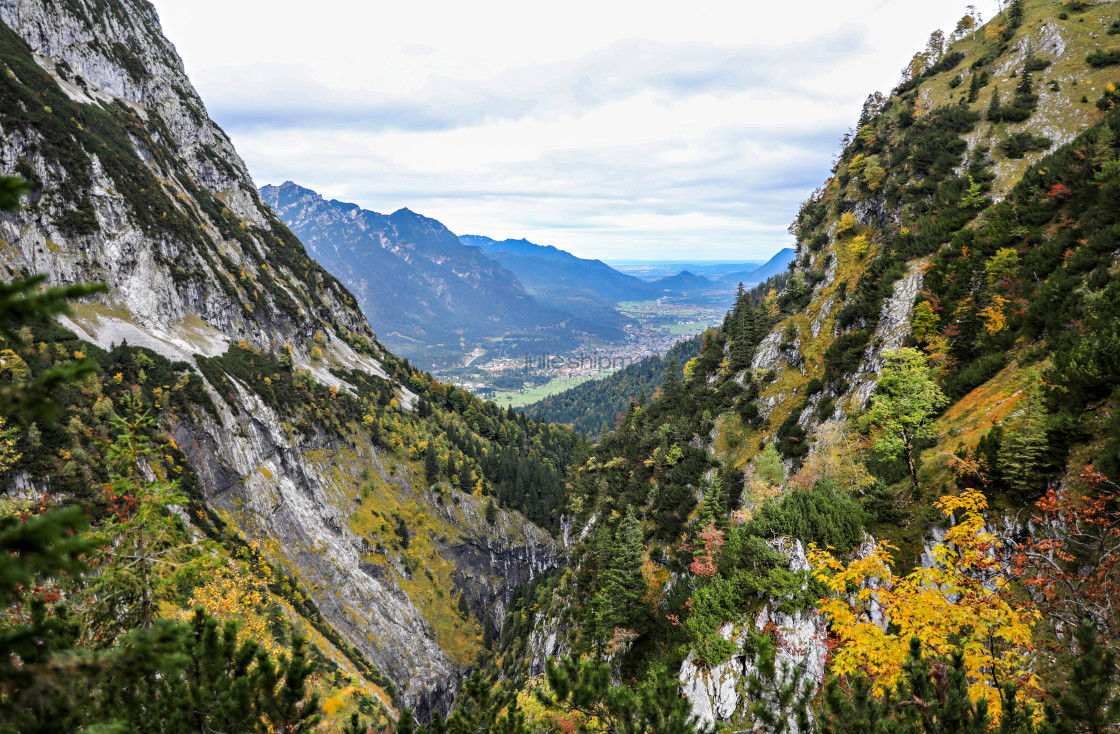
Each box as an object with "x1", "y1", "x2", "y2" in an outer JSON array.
[{"x1": 151, "y1": 0, "x2": 977, "y2": 260}]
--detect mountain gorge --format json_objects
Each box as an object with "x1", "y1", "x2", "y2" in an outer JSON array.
[{"x1": 4, "y1": 0, "x2": 1120, "y2": 732}]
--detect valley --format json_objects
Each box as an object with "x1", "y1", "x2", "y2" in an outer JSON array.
[
  {"x1": 2, "y1": 0, "x2": 1120, "y2": 733},
  {"x1": 444, "y1": 298, "x2": 726, "y2": 406},
  {"x1": 262, "y1": 183, "x2": 768, "y2": 399}
]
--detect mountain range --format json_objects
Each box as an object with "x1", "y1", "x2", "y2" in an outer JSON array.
[
  {"x1": 262, "y1": 185, "x2": 794, "y2": 369},
  {"x1": 458, "y1": 234, "x2": 661, "y2": 319},
  {"x1": 260, "y1": 182, "x2": 621, "y2": 367}
]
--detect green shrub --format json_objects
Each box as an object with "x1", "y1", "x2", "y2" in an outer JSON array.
[
  {"x1": 1000, "y1": 132, "x2": 1053, "y2": 159},
  {"x1": 1087, "y1": 49, "x2": 1120, "y2": 68},
  {"x1": 740, "y1": 482, "x2": 867, "y2": 556}
]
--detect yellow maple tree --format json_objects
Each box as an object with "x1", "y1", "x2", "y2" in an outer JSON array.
[
  {"x1": 808, "y1": 489, "x2": 1040, "y2": 720},
  {"x1": 176, "y1": 555, "x2": 287, "y2": 658},
  {"x1": 980, "y1": 294, "x2": 1009, "y2": 335}
]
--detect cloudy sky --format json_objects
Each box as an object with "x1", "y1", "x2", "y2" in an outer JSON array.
[{"x1": 151, "y1": 0, "x2": 979, "y2": 261}]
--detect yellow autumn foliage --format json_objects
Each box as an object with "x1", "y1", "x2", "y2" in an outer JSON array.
[
  {"x1": 176, "y1": 558, "x2": 286, "y2": 659},
  {"x1": 849, "y1": 232, "x2": 870, "y2": 259},
  {"x1": 809, "y1": 489, "x2": 1040, "y2": 721},
  {"x1": 836, "y1": 211, "x2": 859, "y2": 237},
  {"x1": 981, "y1": 294, "x2": 1009, "y2": 335}
]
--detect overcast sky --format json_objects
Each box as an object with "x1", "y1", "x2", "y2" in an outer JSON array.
[{"x1": 151, "y1": 0, "x2": 981, "y2": 261}]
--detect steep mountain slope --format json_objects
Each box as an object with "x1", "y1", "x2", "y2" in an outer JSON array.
[
  {"x1": 0, "y1": 0, "x2": 576, "y2": 722},
  {"x1": 261, "y1": 182, "x2": 621, "y2": 368},
  {"x1": 480, "y1": 2, "x2": 1120, "y2": 730},
  {"x1": 459, "y1": 234, "x2": 662, "y2": 316}
]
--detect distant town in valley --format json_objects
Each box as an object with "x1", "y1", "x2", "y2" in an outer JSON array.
[{"x1": 440, "y1": 297, "x2": 731, "y2": 407}]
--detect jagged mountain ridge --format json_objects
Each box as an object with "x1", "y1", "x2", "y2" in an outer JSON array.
[
  {"x1": 261, "y1": 182, "x2": 623, "y2": 369},
  {"x1": 0, "y1": 0, "x2": 569, "y2": 721},
  {"x1": 0, "y1": 0, "x2": 371, "y2": 362}
]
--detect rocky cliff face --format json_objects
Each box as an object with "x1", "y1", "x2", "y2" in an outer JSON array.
[
  {"x1": 0, "y1": 0, "x2": 564, "y2": 718},
  {"x1": 0, "y1": 0, "x2": 369, "y2": 359},
  {"x1": 679, "y1": 540, "x2": 827, "y2": 731},
  {"x1": 729, "y1": 9, "x2": 1114, "y2": 456},
  {"x1": 169, "y1": 381, "x2": 562, "y2": 718}
]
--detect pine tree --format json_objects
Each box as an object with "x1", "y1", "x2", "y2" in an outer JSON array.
[
  {"x1": 968, "y1": 71, "x2": 983, "y2": 103},
  {"x1": 1016, "y1": 62, "x2": 1034, "y2": 97},
  {"x1": 344, "y1": 712, "x2": 367, "y2": 734},
  {"x1": 1088, "y1": 123, "x2": 1116, "y2": 169},
  {"x1": 1007, "y1": 0, "x2": 1024, "y2": 29},
  {"x1": 597, "y1": 508, "x2": 646, "y2": 640},
  {"x1": 702, "y1": 474, "x2": 724, "y2": 526},
  {"x1": 729, "y1": 296, "x2": 761, "y2": 372},
  {"x1": 998, "y1": 377, "x2": 1049, "y2": 499},
  {"x1": 988, "y1": 86, "x2": 1003, "y2": 122},
  {"x1": 482, "y1": 617, "x2": 494, "y2": 650},
  {"x1": 395, "y1": 707, "x2": 417, "y2": 734},
  {"x1": 485, "y1": 498, "x2": 498, "y2": 524},
  {"x1": 1052, "y1": 620, "x2": 1120, "y2": 732},
  {"x1": 396, "y1": 517, "x2": 410, "y2": 549},
  {"x1": 661, "y1": 360, "x2": 682, "y2": 407},
  {"x1": 424, "y1": 445, "x2": 440, "y2": 483}
]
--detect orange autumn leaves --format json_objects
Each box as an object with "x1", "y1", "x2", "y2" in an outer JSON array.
[{"x1": 808, "y1": 489, "x2": 1041, "y2": 721}]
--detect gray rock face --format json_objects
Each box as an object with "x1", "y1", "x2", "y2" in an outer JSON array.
[
  {"x1": 0, "y1": 0, "x2": 367, "y2": 355},
  {"x1": 851, "y1": 194, "x2": 896, "y2": 231},
  {"x1": 445, "y1": 533, "x2": 565, "y2": 639},
  {"x1": 750, "y1": 329, "x2": 787, "y2": 373},
  {"x1": 840, "y1": 259, "x2": 925, "y2": 415},
  {"x1": 679, "y1": 539, "x2": 826, "y2": 731},
  {"x1": 0, "y1": 0, "x2": 564, "y2": 718},
  {"x1": 172, "y1": 384, "x2": 562, "y2": 719}
]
